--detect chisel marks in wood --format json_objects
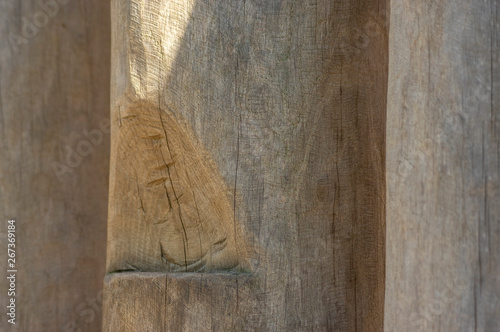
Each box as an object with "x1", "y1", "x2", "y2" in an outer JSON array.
[{"x1": 109, "y1": 100, "x2": 249, "y2": 273}]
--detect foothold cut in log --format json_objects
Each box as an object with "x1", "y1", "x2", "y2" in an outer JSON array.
[{"x1": 107, "y1": 100, "x2": 249, "y2": 273}]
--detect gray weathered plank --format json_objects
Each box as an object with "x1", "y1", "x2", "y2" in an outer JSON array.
[
  {"x1": 385, "y1": 1, "x2": 500, "y2": 331},
  {"x1": 0, "y1": 1, "x2": 110, "y2": 330}
]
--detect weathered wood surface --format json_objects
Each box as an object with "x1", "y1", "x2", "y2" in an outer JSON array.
[
  {"x1": 385, "y1": 1, "x2": 500, "y2": 331},
  {"x1": 104, "y1": 272, "x2": 262, "y2": 331},
  {"x1": 105, "y1": 0, "x2": 388, "y2": 330},
  {"x1": 0, "y1": 1, "x2": 110, "y2": 331}
]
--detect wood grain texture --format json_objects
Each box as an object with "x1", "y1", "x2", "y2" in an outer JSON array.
[
  {"x1": 0, "y1": 0, "x2": 110, "y2": 331},
  {"x1": 104, "y1": 272, "x2": 263, "y2": 331},
  {"x1": 106, "y1": 0, "x2": 388, "y2": 330},
  {"x1": 108, "y1": 100, "x2": 250, "y2": 273},
  {"x1": 385, "y1": 1, "x2": 500, "y2": 331}
]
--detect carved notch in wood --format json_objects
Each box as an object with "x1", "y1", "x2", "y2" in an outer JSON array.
[{"x1": 107, "y1": 101, "x2": 249, "y2": 273}]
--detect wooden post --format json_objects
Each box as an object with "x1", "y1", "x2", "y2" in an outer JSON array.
[
  {"x1": 104, "y1": 0, "x2": 388, "y2": 330},
  {"x1": 385, "y1": 1, "x2": 500, "y2": 330},
  {"x1": 0, "y1": 0, "x2": 110, "y2": 331}
]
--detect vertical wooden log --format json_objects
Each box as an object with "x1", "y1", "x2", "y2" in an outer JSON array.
[
  {"x1": 386, "y1": 1, "x2": 500, "y2": 330},
  {"x1": 105, "y1": 0, "x2": 388, "y2": 330},
  {"x1": 0, "y1": 1, "x2": 110, "y2": 331}
]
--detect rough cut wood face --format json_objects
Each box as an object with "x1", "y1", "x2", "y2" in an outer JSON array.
[
  {"x1": 108, "y1": 100, "x2": 250, "y2": 273},
  {"x1": 0, "y1": 1, "x2": 110, "y2": 331},
  {"x1": 105, "y1": 0, "x2": 388, "y2": 330},
  {"x1": 385, "y1": 0, "x2": 500, "y2": 331}
]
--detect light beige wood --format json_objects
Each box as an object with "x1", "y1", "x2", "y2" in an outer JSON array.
[
  {"x1": 0, "y1": 1, "x2": 110, "y2": 331},
  {"x1": 385, "y1": 1, "x2": 500, "y2": 331},
  {"x1": 105, "y1": 0, "x2": 388, "y2": 330},
  {"x1": 108, "y1": 100, "x2": 250, "y2": 273}
]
